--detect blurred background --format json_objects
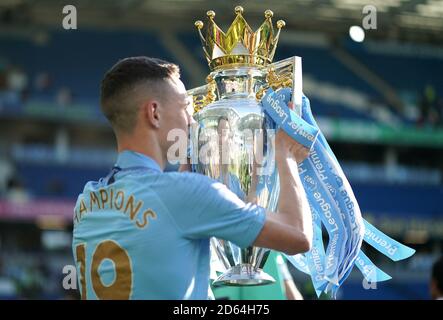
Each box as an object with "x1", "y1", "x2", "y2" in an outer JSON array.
[{"x1": 0, "y1": 0, "x2": 442, "y2": 300}]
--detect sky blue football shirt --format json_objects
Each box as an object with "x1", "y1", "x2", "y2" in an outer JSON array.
[{"x1": 72, "y1": 150, "x2": 266, "y2": 300}]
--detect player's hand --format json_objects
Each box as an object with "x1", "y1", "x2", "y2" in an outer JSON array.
[
  {"x1": 275, "y1": 102, "x2": 310, "y2": 163},
  {"x1": 276, "y1": 130, "x2": 309, "y2": 163}
]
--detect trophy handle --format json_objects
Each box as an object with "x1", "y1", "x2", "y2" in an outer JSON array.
[
  {"x1": 187, "y1": 76, "x2": 217, "y2": 115},
  {"x1": 255, "y1": 56, "x2": 303, "y2": 117}
]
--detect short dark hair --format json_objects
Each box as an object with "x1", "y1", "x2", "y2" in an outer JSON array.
[
  {"x1": 432, "y1": 256, "x2": 443, "y2": 293},
  {"x1": 100, "y1": 56, "x2": 180, "y2": 132}
]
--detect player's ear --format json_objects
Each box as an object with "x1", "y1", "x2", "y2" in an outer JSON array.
[{"x1": 142, "y1": 100, "x2": 161, "y2": 129}]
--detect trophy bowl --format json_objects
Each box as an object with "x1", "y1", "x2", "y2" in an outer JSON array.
[{"x1": 192, "y1": 67, "x2": 279, "y2": 286}]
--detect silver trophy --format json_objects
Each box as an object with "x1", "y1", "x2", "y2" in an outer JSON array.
[{"x1": 188, "y1": 6, "x2": 303, "y2": 286}]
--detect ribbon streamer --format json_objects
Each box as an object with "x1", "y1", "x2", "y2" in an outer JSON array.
[{"x1": 261, "y1": 88, "x2": 415, "y2": 297}]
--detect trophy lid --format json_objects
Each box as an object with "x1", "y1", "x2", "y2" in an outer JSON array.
[{"x1": 194, "y1": 6, "x2": 285, "y2": 71}]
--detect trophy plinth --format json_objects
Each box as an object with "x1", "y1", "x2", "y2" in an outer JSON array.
[{"x1": 212, "y1": 264, "x2": 275, "y2": 287}]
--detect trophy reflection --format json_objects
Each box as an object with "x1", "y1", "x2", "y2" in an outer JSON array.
[{"x1": 188, "y1": 6, "x2": 302, "y2": 286}]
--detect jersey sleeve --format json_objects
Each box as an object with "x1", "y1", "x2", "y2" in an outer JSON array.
[{"x1": 161, "y1": 172, "x2": 266, "y2": 248}]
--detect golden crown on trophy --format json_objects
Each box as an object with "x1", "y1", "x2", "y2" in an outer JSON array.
[{"x1": 194, "y1": 6, "x2": 285, "y2": 70}]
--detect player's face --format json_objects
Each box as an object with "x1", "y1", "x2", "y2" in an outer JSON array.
[
  {"x1": 159, "y1": 77, "x2": 193, "y2": 151},
  {"x1": 166, "y1": 77, "x2": 192, "y2": 132}
]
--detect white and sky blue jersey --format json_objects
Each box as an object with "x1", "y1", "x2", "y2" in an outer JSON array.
[{"x1": 72, "y1": 150, "x2": 266, "y2": 300}]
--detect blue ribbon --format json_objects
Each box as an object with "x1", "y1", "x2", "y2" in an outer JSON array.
[
  {"x1": 304, "y1": 208, "x2": 329, "y2": 296},
  {"x1": 262, "y1": 88, "x2": 349, "y2": 286},
  {"x1": 355, "y1": 251, "x2": 392, "y2": 282},
  {"x1": 300, "y1": 93, "x2": 415, "y2": 263},
  {"x1": 299, "y1": 94, "x2": 415, "y2": 259},
  {"x1": 363, "y1": 220, "x2": 415, "y2": 262},
  {"x1": 262, "y1": 88, "x2": 319, "y2": 149},
  {"x1": 297, "y1": 92, "x2": 400, "y2": 285},
  {"x1": 261, "y1": 88, "x2": 415, "y2": 297},
  {"x1": 300, "y1": 155, "x2": 348, "y2": 286}
]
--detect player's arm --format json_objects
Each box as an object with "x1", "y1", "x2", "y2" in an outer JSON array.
[{"x1": 253, "y1": 129, "x2": 313, "y2": 255}]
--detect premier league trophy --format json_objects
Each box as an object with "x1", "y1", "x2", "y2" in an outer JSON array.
[
  {"x1": 188, "y1": 6, "x2": 303, "y2": 286},
  {"x1": 188, "y1": 6, "x2": 416, "y2": 295}
]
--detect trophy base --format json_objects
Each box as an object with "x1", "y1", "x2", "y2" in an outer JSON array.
[{"x1": 212, "y1": 264, "x2": 275, "y2": 287}]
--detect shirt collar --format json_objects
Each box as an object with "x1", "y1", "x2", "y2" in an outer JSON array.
[{"x1": 115, "y1": 150, "x2": 162, "y2": 173}]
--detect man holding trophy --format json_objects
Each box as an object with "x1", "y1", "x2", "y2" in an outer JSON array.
[
  {"x1": 72, "y1": 4, "x2": 415, "y2": 300},
  {"x1": 71, "y1": 49, "x2": 312, "y2": 298}
]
